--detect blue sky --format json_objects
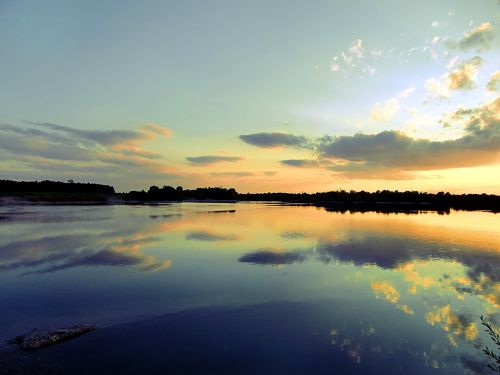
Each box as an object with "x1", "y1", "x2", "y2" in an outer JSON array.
[{"x1": 0, "y1": 0, "x2": 499, "y2": 192}]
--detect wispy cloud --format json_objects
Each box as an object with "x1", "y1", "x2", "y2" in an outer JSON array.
[
  {"x1": 280, "y1": 159, "x2": 318, "y2": 168},
  {"x1": 328, "y1": 39, "x2": 377, "y2": 77},
  {"x1": 185, "y1": 155, "x2": 243, "y2": 166},
  {"x1": 27, "y1": 121, "x2": 145, "y2": 146},
  {"x1": 210, "y1": 171, "x2": 254, "y2": 177},
  {"x1": 0, "y1": 121, "x2": 181, "y2": 187}
]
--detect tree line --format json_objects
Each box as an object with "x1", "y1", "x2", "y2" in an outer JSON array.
[
  {"x1": 1, "y1": 179, "x2": 499, "y2": 211},
  {"x1": 0, "y1": 179, "x2": 115, "y2": 195}
]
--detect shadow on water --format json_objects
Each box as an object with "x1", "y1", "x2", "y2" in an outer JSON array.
[{"x1": 2, "y1": 300, "x2": 471, "y2": 375}]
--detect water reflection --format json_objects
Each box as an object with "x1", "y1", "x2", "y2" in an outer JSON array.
[
  {"x1": 239, "y1": 249, "x2": 307, "y2": 265},
  {"x1": 0, "y1": 231, "x2": 171, "y2": 274},
  {"x1": 185, "y1": 230, "x2": 239, "y2": 241},
  {"x1": 0, "y1": 207, "x2": 176, "y2": 274},
  {"x1": 0, "y1": 203, "x2": 498, "y2": 374}
]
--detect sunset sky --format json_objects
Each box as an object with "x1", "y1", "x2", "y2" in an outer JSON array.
[{"x1": 0, "y1": 0, "x2": 499, "y2": 193}]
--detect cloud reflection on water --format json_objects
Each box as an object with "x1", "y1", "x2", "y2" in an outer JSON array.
[{"x1": 0, "y1": 225, "x2": 172, "y2": 274}]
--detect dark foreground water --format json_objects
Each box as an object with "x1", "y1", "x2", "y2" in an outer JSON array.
[{"x1": 0, "y1": 203, "x2": 498, "y2": 374}]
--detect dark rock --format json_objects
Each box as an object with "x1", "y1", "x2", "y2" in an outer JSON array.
[{"x1": 8, "y1": 325, "x2": 95, "y2": 351}]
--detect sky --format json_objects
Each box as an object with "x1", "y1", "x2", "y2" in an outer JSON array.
[{"x1": 0, "y1": 0, "x2": 499, "y2": 193}]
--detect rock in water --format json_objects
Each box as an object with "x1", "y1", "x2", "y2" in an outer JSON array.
[{"x1": 8, "y1": 325, "x2": 96, "y2": 351}]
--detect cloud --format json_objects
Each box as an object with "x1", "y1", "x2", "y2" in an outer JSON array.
[
  {"x1": 486, "y1": 71, "x2": 500, "y2": 92},
  {"x1": 459, "y1": 22, "x2": 496, "y2": 51},
  {"x1": 318, "y1": 98, "x2": 500, "y2": 174},
  {"x1": 447, "y1": 56, "x2": 459, "y2": 70},
  {"x1": 0, "y1": 121, "x2": 182, "y2": 188},
  {"x1": 371, "y1": 98, "x2": 401, "y2": 122},
  {"x1": 349, "y1": 39, "x2": 364, "y2": 58},
  {"x1": 263, "y1": 171, "x2": 278, "y2": 176},
  {"x1": 330, "y1": 63, "x2": 341, "y2": 72},
  {"x1": 370, "y1": 87, "x2": 414, "y2": 122},
  {"x1": 447, "y1": 56, "x2": 483, "y2": 90},
  {"x1": 0, "y1": 130, "x2": 94, "y2": 161},
  {"x1": 140, "y1": 123, "x2": 173, "y2": 138},
  {"x1": 425, "y1": 56, "x2": 483, "y2": 99},
  {"x1": 210, "y1": 172, "x2": 254, "y2": 177},
  {"x1": 280, "y1": 159, "x2": 318, "y2": 167},
  {"x1": 28, "y1": 121, "x2": 144, "y2": 146},
  {"x1": 329, "y1": 39, "x2": 378, "y2": 77},
  {"x1": 239, "y1": 132, "x2": 309, "y2": 148},
  {"x1": 239, "y1": 98, "x2": 499, "y2": 178},
  {"x1": 425, "y1": 77, "x2": 451, "y2": 99},
  {"x1": 185, "y1": 155, "x2": 243, "y2": 166},
  {"x1": 397, "y1": 87, "x2": 415, "y2": 98}
]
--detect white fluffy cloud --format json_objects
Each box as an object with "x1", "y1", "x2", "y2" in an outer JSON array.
[{"x1": 370, "y1": 87, "x2": 415, "y2": 122}]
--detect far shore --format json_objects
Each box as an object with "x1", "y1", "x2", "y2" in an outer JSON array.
[{"x1": 1, "y1": 195, "x2": 498, "y2": 214}]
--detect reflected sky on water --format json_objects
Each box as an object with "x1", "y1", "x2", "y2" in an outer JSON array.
[{"x1": 0, "y1": 203, "x2": 498, "y2": 374}]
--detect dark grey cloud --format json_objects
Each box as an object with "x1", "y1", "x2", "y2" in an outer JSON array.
[
  {"x1": 185, "y1": 230, "x2": 238, "y2": 241},
  {"x1": 280, "y1": 159, "x2": 318, "y2": 167},
  {"x1": 239, "y1": 132, "x2": 308, "y2": 148},
  {"x1": 185, "y1": 155, "x2": 243, "y2": 166}
]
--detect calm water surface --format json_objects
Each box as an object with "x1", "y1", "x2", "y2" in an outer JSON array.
[{"x1": 0, "y1": 203, "x2": 498, "y2": 374}]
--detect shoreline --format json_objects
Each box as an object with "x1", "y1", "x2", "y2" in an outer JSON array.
[{"x1": 0, "y1": 195, "x2": 498, "y2": 213}]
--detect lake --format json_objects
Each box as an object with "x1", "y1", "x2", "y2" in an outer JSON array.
[{"x1": 0, "y1": 202, "x2": 498, "y2": 374}]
